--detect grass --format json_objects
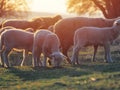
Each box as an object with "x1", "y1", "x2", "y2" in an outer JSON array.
[{"x1": 0, "y1": 45, "x2": 120, "y2": 90}]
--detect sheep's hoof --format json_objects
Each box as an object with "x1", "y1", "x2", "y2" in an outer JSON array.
[
  {"x1": 1, "y1": 64, "x2": 4, "y2": 67},
  {"x1": 20, "y1": 64, "x2": 23, "y2": 67},
  {"x1": 53, "y1": 66, "x2": 62, "y2": 69},
  {"x1": 71, "y1": 62, "x2": 76, "y2": 65},
  {"x1": 76, "y1": 61, "x2": 80, "y2": 65},
  {"x1": 68, "y1": 60, "x2": 72, "y2": 64},
  {"x1": 33, "y1": 66, "x2": 41, "y2": 70},
  {"x1": 4, "y1": 66, "x2": 10, "y2": 69},
  {"x1": 105, "y1": 61, "x2": 113, "y2": 63},
  {"x1": 92, "y1": 60, "x2": 96, "y2": 62}
]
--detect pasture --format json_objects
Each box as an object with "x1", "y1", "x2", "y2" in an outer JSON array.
[{"x1": 0, "y1": 44, "x2": 120, "y2": 90}]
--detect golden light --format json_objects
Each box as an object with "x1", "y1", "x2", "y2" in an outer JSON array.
[{"x1": 28, "y1": 0, "x2": 67, "y2": 14}]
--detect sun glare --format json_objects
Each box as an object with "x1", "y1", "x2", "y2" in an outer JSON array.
[{"x1": 29, "y1": 0, "x2": 67, "y2": 14}]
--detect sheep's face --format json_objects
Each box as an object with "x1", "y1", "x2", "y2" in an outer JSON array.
[
  {"x1": 32, "y1": 18, "x2": 46, "y2": 29},
  {"x1": 114, "y1": 19, "x2": 120, "y2": 27},
  {"x1": 50, "y1": 52, "x2": 64, "y2": 67}
]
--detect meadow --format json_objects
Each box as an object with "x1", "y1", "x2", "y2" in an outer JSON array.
[{"x1": 0, "y1": 44, "x2": 120, "y2": 90}]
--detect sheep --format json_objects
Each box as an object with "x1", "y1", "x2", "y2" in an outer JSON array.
[
  {"x1": 32, "y1": 30, "x2": 65, "y2": 67},
  {"x1": 0, "y1": 29, "x2": 34, "y2": 67},
  {"x1": 71, "y1": 19, "x2": 120, "y2": 64},
  {"x1": 1, "y1": 18, "x2": 45, "y2": 31},
  {"x1": 33, "y1": 15, "x2": 62, "y2": 29},
  {"x1": 1, "y1": 15, "x2": 62, "y2": 32},
  {"x1": 54, "y1": 17, "x2": 120, "y2": 63}
]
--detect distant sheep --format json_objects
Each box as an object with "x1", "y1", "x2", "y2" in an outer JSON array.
[
  {"x1": 2, "y1": 18, "x2": 45, "y2": 31},
  {"x1": 34, "y1": 15, "x2": 62, "y2": 29},
  {"x1": 54, "y1": 17, "x2": 120, "y2": 63},
  {"x1": 0, "y1": 29, "x2": 33, "y2": 67},
  {"x1": 71, "y1": 19, "x2": 120, "y2": 64},
  {"x1": 32, "y1": 30, "x2": 65, "y2": 67},
  {"x1": 1, "y1": 15, "x2": 62, "y2": 32}
]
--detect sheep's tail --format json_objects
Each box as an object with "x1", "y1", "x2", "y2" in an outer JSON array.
[{"x1": 0, "y1": 34, "x2": 4, "y2": 53}]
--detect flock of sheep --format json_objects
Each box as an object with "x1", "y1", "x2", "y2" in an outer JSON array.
[{"x1": 0, "y1": 15, "x2": 120, "y2": 68}]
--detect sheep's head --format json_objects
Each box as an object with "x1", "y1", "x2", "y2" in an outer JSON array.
[
  {"x1": 50, "y1": 52, "x2": 66, "y2": 67},
  {"x1": 53, "y1": 15, "x2": 62, "y2": 20},
  {"x1": 31, "y1": 17, "x2": 46, "y2": 30},
  {"x1": 114, "y1": 19, "x2": 120, "y2": 27},
  {"x1": 113, "y1": 19, "x2": 120, "y2": 33}
]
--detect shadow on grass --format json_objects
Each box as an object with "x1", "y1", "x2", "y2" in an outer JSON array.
[
  {"x1": 77, "y1": 62, "x2": 120, "y2": 73},
  {"x1": 7, "y1": 66, "x2": 91, "y2": 81}
]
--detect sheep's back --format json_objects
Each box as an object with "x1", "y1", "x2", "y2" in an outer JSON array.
[
  {"x1": 1, "y1": 29, "x2": 33, "y2": 49},
  {"x1": 2, "y1": 19, "x2": 30, "y2": 29}
]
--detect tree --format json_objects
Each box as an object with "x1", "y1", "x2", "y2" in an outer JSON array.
[
  {"x1": 0, "y1": 0, "x2": 29, "y2": 18},
  {"x1": 66, "y1": 0, "x2": 120, "y2": 18}
]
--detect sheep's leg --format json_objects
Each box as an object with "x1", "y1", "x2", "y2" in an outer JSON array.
[
  {"x1": 33, "y1": 54, "x2": 42, "y2": 67},
  {"x1": 92, "y1": 45, "x2": 98, "y2": 62},
  {"x1": 43, "y1": 55, "x2": 47, "y2": 67},
  {"x1": 104, "y1": 43, "x2": 113, "y2": 63},
  {"x1": 62, "y1": 45, "x2": 71, "y2": 64},
  {"x1": 32, "y1": 48, "x2": 39, "y2": 67},
  {"x1": 0, "y1": 52, "x2": 4, "y2": 67},
  {"x1": 20, "y1": 50, "x2": 28, "y2": 66},
  {"x1": 71, "y1": 45, "x2": 80, "y2": 65},
  {"x1": 2, "y1": 48, "x2": 11, "y2": 67},
  {"x1": 37, "y1": 53, "x2": 42, "y2": 67}
]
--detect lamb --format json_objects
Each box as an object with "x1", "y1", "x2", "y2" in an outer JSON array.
[
  {"x1": 54, "y1": 17, "x2": 120, "y2": 63},
  {"x1": 32, "y1": 30, "x2": 65, "y2": 67},
  {"x1": 0, "y1": 29, "x2": 34, "y2": 67},
  {"x1": 71, "y1": 19, "x2": 120, "y2": 64}
]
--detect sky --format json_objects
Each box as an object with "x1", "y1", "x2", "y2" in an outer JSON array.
[{"x1": 29, "y1": 0, "x2": 68, "y2": 14}]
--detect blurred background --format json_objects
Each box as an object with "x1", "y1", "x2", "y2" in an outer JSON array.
[{"x1": 1, "y1": 0, "x2": 120, "y2": 20}]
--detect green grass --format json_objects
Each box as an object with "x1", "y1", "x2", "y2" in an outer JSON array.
[
  {"x1": 0, "y1": 45, "x2": 120, "y2": 90},
  {"x1": 0, "y1": 63, "x2": 120, "y2": 90}
]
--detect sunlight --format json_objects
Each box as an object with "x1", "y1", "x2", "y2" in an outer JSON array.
[{"x1": 29, "y1": 0, "x2": 67, "y2": 14}]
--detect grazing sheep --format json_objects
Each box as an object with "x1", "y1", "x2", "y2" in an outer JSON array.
[
  {"x1": 2, "y1": 18, "x2": 45, "y2": 31},
  {"x1": 54, "y1": 17, "x2": 120, "y2": 63},
  {"x1": 0, "y1": 29, "x2": 34, "y2": 67},
  {"x1": 71, "y1": 19, "x2": 120, "y2": 64},
  {"x1": 32, "y1": 30, "x2": 65, "y2": 67}
]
